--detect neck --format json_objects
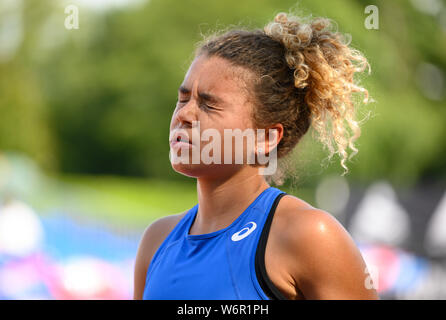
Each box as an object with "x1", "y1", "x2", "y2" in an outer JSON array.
[{"x1": 190, "y1": 166, "x2": 270, "y2": 235}]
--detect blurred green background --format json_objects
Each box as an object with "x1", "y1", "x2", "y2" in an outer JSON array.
[
  {"x1": 0, "y1": 0, "x2": 445, "y2": 299},
  {"x1": 2, "y1": 0, "x2": 445, "y2": 189}
]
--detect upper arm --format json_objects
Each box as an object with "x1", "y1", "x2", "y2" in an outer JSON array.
[
  {"x1": 133, "y1": 213, "x2": 184, "y2": 300},
  {"x1": 288, "y1": 209, "x2": 379, "y2": 300}
]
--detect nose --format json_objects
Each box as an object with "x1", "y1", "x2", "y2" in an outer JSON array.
[{"x1": 174, "y1": 99, "x2": 197, "y2": 128}]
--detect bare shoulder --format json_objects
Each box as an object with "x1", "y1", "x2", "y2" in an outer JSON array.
[
  {"x1": 133, "y1": 210, "x2": 188, "y2": 299},
  {"x1": 270, "y1": 194, "x2": 379, "y2": 299},
  {"x1": 141, "y1": 211, "x2": 188, "y2": 247},
  {"x1": 275, "y1": 194, "x2": 350, "y2": 244},
  {"x1": 137, "y1": 211, "x2": 188, "y2": 267},
  {"x1": 274, "y1": 194, "x2": 362, "y2": 265}
]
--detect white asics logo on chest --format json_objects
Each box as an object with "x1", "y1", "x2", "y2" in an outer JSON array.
[{"x1": 231, "y1": 222, "x2": 257, "y2": 241}]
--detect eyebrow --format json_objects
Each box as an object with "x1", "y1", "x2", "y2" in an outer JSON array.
[{"x1": 178, "y1": 85, "x2": 223, "y2": 105}]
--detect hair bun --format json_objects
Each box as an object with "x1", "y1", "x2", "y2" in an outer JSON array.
[
  {"x1": 264, "y1": 13, "x2": 327, "y2": 89},
  {"x1": 265, "y1": 12, "x2": 330, "y2": 52},
  {"x1": 264, "y1": 12, "x2": 371, "y2": 175}
]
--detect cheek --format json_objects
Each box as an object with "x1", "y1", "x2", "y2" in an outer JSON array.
[
  {"x1": 231, "y1": 104, "x2": 256, "y2": 130},
  {"x1": 219, "y1": 109, "x2": 254, "y2": 131}
]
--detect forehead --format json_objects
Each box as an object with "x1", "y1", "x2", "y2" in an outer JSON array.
[{"x1": 181, "y1": 55, "x2": 253, "y2": 103}]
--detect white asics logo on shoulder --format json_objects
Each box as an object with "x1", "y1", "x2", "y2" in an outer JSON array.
[{"x1": 231, "y1": 222, "x2": 257, "y2": 242}]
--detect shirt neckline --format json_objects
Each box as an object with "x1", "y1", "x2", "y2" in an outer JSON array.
[{"x1": 186, "y1": 186, "x2": 273, "y2": 241}]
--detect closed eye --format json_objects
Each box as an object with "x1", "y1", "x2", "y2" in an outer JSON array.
[
  {"x1": 176, "y1": 99, "x2": 217, "y2": 111},
  {"x1": 200, "y1": 102, "x2": 215, "y2": 110}
]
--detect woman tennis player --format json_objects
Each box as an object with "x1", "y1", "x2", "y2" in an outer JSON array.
[{"x1": 134, "y1": 12, "x2": 379, "y2": 300}]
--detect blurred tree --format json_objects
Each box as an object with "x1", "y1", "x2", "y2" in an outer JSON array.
[
  {"x1": 0, "y1": 0, "x2": 444, "y2": 187},
  {"x1": 0, "y1": 0, "x2": 57, "y2": 170}
]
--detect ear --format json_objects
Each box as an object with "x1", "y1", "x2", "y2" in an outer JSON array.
[{"x1": 256, "y1": 123, "x2": 284, "y2": 156}]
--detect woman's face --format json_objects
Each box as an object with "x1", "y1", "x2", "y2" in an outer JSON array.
[{"x1": 169, "y1": 54, "x2": 259, "y2": 178}]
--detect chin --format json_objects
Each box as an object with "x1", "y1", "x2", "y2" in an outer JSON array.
[
  {"x1": 171, "y1": 162, "x2": 203, "y2": 178},
  {"x1": 171, "y1": 162, "x2": 239, "y2": 179}
]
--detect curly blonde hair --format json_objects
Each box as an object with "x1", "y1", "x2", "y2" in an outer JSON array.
[{"x1": 196, "y1": 12, "x2": 371, "y2": 183}]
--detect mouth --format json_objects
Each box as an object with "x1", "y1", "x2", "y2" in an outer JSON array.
[
  {"x1": 170, "y1": 130, "x2": 193, "y2": 148},
  {"x1": 175, "y1": 135, "x2": 191, "y2": 143}
]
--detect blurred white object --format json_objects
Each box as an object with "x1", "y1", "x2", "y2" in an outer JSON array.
[
  {"x1": 349, "y1": 181, "x2": 411, "y2": 246},
  {"x1": 61, "y1": 257, "x2": 105, "y2": 298},
  {"x1": 58, "y1": 255, "x2": 130, "y2": 299},
  {"x1": 424, "y1": 191, "x2": 446, "y2": 257},
  {"x1": 0, "y1": 199, "x2": 44, "y2": 256},
  {"x1": 315, "y1": 174, "x2": 350, "y2": 220}
]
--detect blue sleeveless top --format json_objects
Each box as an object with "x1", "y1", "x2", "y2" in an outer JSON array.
[{"x1": 143, "y1": 186, "x2": 287, "y2": 300}]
